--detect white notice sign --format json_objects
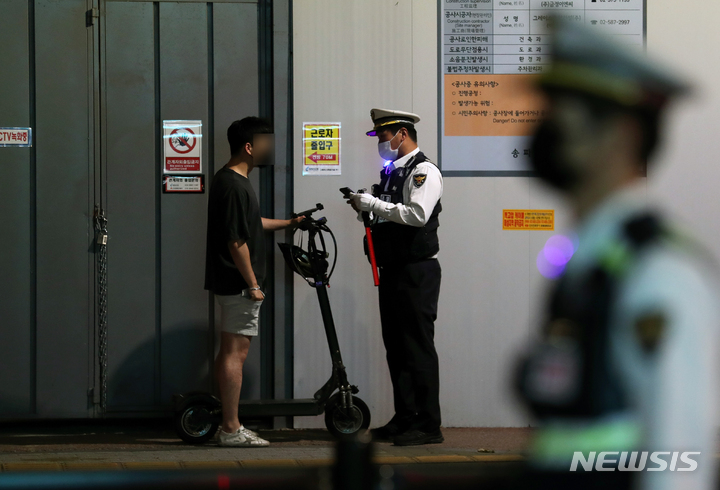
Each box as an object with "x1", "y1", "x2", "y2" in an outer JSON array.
[
  {"x1": 0, "y1": 128, "x2": 32, "y2": 148},
  {"x1": 163, "y1": 120, "x2": 202, "y2": 174}
]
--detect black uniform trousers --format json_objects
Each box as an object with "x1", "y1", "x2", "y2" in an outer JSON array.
[{"x1": 378, "y1": 258, "x2": 442, "y2": 432}]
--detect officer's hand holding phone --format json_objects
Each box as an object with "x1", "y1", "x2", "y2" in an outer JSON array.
[
  {"x1": 341, "y1": 188, "x2": 364, "y2": 220},
  {"x1": 340, "y1": 187, "x2": 357, "y2": 209}
]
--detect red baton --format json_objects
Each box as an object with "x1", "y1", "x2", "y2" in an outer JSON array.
[
  {"x1": 358, "y1": 187, "x2": 380, "y2": 287},
  {"x1": 365, "y1": 225, "x2": 380, "y2": 286}
]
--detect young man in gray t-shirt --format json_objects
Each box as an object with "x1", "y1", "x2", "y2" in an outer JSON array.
[{"x1": 205, "y1": 117, "x2": 302, "y2": 447}]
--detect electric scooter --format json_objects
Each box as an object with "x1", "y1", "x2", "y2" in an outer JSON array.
[{"x1": 173, "y1": 203, "x2": 371, "y2": 443}]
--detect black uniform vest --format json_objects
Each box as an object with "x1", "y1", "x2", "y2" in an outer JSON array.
[
  {"x1": 515, "y1": 213, "x2": 669, "y2": 419},
  {"x1": 364, "y1": 151, "x2": 442, "y2": 268}
]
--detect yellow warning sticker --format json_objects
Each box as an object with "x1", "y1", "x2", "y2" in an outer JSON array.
[
  {"x1": 503, "y1": 209, "x2": 554, "y2": 231},
  {"x1": 303, "y1": 123, "x2": 341, "y2": 176}
]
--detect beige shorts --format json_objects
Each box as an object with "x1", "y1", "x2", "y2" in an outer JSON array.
[{"x1": 216, "y1": 292, "x2": 262, "y2": 336}]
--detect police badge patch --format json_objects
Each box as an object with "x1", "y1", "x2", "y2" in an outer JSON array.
[{"x1": 413, "y1": 174, "x2": 427, "y2": 188}]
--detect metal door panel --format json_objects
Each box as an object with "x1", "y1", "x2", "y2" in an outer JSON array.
[
  {"x1": 0, "y1": 0, "x2": 33, "y2": 415},
  {"x1": 104, "y1": 1, "x2": 158, "y2": 409},
  {"x1": 34, "y1": 0, "x2": 92, "y2": 416},
  {"x1": 158, "y1": 2, "x2": 212, "y2": 403},
  {"x1": 212, "y1": 3, "x2": 259, "y2": 166},
  {"x1": 100, "y1": 0, "x2": 265, "y2": 411}
]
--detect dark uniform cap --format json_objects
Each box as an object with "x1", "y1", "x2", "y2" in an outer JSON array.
[
  {"x1": 539, "y1": 19, "x2": 691, "y2": 110},
  {"x1": 366, "y1": 108, "x2": 421, "y2": 136}
]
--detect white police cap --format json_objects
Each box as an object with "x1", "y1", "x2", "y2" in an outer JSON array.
[{"x1": 366, "y1": 108, "x2": 421, "y2": 136}]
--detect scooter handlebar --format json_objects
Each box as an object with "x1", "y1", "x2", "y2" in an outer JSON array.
[{"x1": 292, "y1": 203, "x2": 324, "y2": 219}]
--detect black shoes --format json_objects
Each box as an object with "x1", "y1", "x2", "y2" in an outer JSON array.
[
  {"x1": 369, "y1": 415, "x2": 414, "y2": 442},
  {"x1": 392, "y1": 428, "x2": 444, "y2": 446},
  {"x1": 369, "y1": 414, "x2": 444, "y2": 446},
  {"x1": 369, "y1": 422, "x2": 404, "y2": 442}
]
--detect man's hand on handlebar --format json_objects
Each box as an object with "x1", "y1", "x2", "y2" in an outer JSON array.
[{"x1": 290, "y1": 215, "x2": 306, "y2": 229}]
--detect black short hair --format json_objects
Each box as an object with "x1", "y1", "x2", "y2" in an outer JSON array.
[
  {"x1": 227, "y1": 117, "x2": 273, "y2": 156},
  {"x1": 382, "y1": 123, "x2": 417, "y2": 143}
]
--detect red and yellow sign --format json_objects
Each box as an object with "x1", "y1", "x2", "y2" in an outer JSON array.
[
  {"x1": 303, "y1": 123, "x2": 341, "y2": 176},
  {"x1": 503, "y1": 209, "x2": 554, "y2": 231}
]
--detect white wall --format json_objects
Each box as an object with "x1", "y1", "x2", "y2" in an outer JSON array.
[
  {"x1": 292, "y1": 0, "x2": 720, "y2": 428},
  {"x1": 646, "y1": 3, "x2": 720, "y2": 246}
]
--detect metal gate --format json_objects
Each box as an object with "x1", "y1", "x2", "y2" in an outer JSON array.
[
  {"x1": 0, "y1": 0, "x2": 293, "y2": 420},
  {"x1": 99, "y1": 0, "x2": 266, "y2": 415}
]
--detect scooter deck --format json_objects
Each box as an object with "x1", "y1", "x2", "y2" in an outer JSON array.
[{"x1": 237, "y1": 398, "x2": 324, "y2": 417}]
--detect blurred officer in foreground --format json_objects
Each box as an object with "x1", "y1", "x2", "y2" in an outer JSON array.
[
  {"x1": 347, "y1": 109, "x2": 444, "y2": 446},
  {"x1": 515, "y1": 20, "x2": 719, "y2": 490}
]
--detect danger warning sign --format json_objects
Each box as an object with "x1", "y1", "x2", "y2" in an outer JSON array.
[
  {"x1": 163, "y1": 120, "x2": 202, "y2": 174},
  {"x1": 502, "y1": 209, "x2": 554, "y2": 231}
]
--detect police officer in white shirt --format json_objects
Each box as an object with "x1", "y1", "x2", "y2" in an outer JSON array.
[
  {"x1": 514, "y1": 20, "x2": 719, "y2": 490},
  {"x1": 347, "y1": 109, "x2": 444, "y2": 446}
]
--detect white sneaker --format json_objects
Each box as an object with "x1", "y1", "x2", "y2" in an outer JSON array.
[
  {"x1": 218, "y1": 426, "x2": 269, "y2": 447},
  {"x1": 214, "y1": 425, "x2": 258, "y2": 441},
  {"x1": 240, "y1": 426, "x2": 259, "y2": 438}
]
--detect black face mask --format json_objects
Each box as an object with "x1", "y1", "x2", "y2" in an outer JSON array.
[{"x1": 530, "y1": 120, "x2": 580, "y2": 191}]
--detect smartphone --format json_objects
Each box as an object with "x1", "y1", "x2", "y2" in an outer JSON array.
[{"x1": 339, "y1": 187, "x2": 354, "y2": 199}]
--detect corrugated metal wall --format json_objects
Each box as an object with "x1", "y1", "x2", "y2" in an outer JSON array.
[
  {"x1": 0, "y1": 0, "x2": 95, "y2": 418},
  {"x1": 0, "y1": 0, "x2": 293, "y2": 420},
  {"x1": 101, "y1": 0, "x2": 263, "y2": 413},
  {"x1": 0, "y1": 0, "x2": 35, "y2": 415}
]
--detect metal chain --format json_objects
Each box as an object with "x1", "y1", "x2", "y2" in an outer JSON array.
[{"x1": 94, "y1": 206, "x2": 109, "y2": 412}]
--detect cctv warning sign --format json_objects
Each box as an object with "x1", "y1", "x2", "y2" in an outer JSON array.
[{"x1": 0, "y1": 127, "x2": 32, "y2": 147}]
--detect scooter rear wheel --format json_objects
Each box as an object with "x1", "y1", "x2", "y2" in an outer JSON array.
[
  {"x1": 324, "y1": 393, "x2": 371, "y2": 439},
  {"x1": 174, "y1": 402, "x2": 219, "y2": 444}
]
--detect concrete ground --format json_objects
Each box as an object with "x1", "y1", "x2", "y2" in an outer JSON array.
[{"x1": 0, "y1": 419, "x2": 532, "y2": 472}]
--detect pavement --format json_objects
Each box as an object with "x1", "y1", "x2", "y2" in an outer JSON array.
[{"x1": 0, "y1": 419, "x2": 532, "y2": 472}]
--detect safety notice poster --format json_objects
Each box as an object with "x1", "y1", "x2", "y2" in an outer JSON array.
[
  {"x1": 163, "y1": 120, "x2": 202, "y2": 174},
  {"x1": 302, "y1": 123, "x2": 341, "y2": 176},
  {"x1": 439, "y1": 0, "x2": 646, "y2": 175}
]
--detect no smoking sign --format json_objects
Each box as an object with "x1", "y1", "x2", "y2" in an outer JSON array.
[{"x1": 163, "y1": 120, "x2": 202, "y2": 173}]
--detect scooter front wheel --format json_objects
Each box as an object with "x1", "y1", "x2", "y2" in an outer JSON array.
[
  {"x1": 174, "y1": 401, "x2": 219, "y2": 444},
  {"x1": 324, "y1": 393, "x2": 371, "y2": 439}
]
